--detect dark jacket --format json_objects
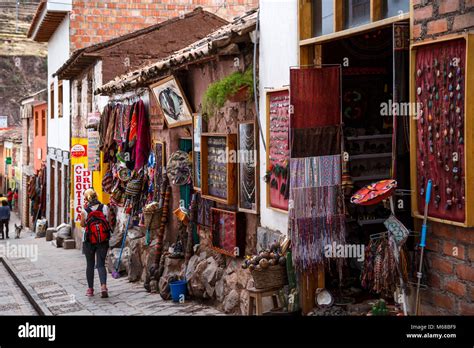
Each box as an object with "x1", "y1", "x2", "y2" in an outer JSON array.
[{"x1": 0, "y1": 206, "x2": 10, "y2": 221}]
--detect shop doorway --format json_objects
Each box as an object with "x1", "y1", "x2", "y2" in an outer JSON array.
[
  {"x1": 320, "y1": 22, "x2": 414, "y2": 302},
  {"x1": 49, "y1": 159, "x2": 55, "y2": 226}
]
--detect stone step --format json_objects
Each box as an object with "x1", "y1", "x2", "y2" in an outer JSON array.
[
  {"x1": 63, "y1": 239, "x2": 76, "y2": 250},
  {"x1": 52, "y1": 237, "x2": 63, "y2": 248}
]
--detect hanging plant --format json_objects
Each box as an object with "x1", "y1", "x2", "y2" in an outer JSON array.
[{"x1": 201, "y1": 67, "x2": 254, "y2": 119}]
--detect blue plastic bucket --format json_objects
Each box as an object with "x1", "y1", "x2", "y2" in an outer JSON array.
[{"x1": 170, "y1": 280, "x2": 187, "y2": 302}]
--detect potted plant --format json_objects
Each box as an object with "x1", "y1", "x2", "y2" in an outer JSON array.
[{"x1": 202, "y1": 67, "x2": 254, "y2": 119}]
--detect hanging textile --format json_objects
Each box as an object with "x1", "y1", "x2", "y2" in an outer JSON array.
[
  {"x1": 101, "y1": 104, "x2": 117, "y2": 162},
  {"x1": 290, "y1": 66, "x2": 341, "y2": 128},
  {"x1": 113, "y1": 104, "x2": 123, "y2": 145},
  {"x1": 133, "y1": 100, "x2": 151, "y2": 170},
  {"x1": 99, "y1": 104, "x2": 110, "y2": 150},
  {"x1": 361, "y1": 237, "x2": 408, "y2": 296},
  {"x1": 291, "y1": 125, "x2": 341, "y2": 158},
  {"x1": 128, "y1": 102, "x2": 138, "y2": 148},
  {"x1": 289, "y1": 155, "x2": 346, "y2": 275}
]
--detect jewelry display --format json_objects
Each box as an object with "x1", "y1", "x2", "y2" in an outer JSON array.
[
  {"x1": 415, "y1": 38, "x2": 466, "y2": 223},
  {"x1": 201, "y1": 133, "x2": 237, "y2": 205},
  {"x1": 266, "y1": 90, "x2": 290, "y2": 211},
  {"x1": 238, "y1": 121, "x2": 258, "y2": 213}
]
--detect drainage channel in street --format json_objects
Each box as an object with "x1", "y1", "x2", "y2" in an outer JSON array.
[{"x1": 0, "y1": 258, "x2": 40, "y2": 316}]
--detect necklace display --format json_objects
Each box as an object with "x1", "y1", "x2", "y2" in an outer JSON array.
[
  {"x1": 241, "y1": 127, "x2": 256, "y2": 203},
  {"x1": 207, "y1": 136, "x2": 228, "y2": 199}
]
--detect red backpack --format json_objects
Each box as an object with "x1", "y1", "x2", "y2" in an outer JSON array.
[{"x1": 85, "y1": 204, "x2": 111, "y2": 244}]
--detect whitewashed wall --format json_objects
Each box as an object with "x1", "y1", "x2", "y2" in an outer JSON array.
[
  {"x1": 94, "y1": 61, "x2": 110, "y2": 113},
  {"x1": 47, "y1": 17, "x2": 71, "y2": 151},
  {"x1": 258, "y1": 0, "x2": 298, "y2": 235}
]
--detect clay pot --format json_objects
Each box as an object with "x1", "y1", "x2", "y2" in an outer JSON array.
[{"x1": 228, "y1": 85, "x2": 250, "y2": 103}]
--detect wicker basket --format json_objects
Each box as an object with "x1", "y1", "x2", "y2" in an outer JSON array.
[{"x1": 250, "y1": 265, "x2": 288, "y2": 289}]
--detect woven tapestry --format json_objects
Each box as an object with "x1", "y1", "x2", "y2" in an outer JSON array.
[
  {"x1": 289, "y1": 155, "x2": 346, "y2": 274},
  {"x1": 290, "y1": 67, "x2": 341, "y2": 128},
  {"x1": 291, "y1": 125, "x2": 341, "y2": 158}
]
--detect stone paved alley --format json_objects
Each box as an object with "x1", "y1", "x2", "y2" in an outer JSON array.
[{"x1": 0, "y1": 214, "x2": 224, "y2": 316}]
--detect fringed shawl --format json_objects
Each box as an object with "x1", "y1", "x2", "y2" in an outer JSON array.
[{"x1": 289, "y1": 155, "x2": 346, "y2": 276}]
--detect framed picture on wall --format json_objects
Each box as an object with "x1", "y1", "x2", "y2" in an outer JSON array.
[
  {"x1": 149, "y1": 75, "x2": 193, "y2": 128},
  {"x1": 237, "y1": 121, "x2": 258, "y2": 213}
]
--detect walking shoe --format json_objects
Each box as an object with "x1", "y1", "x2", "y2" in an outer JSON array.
[
  {"x1": 101, "y1": 288, "x2": 108, "y2": 298},
  {"x1": 86, "y1": 288, "x2": 94, "y2": 297}
]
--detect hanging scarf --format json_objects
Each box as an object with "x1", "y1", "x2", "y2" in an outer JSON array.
[
  {"x1": 113, "y1": 103, "x2": 123, "y2": 145},
  {"x1": 288, "y1": 155, "x2": 346, "y2": 276},
  {"x1": 122, "y1": 104, "x2": 132, "y2": 145},
  {"x1": 122, "y1": 104, "x2": 135, "y2": 170},
  {"x1": 103, "y1": 104, "x2": 117, "y2": 159},
  {"x1": 99, "y1": 104, "x2": 110, "y2": 151},
  {"x1": 128, "y1": 102, "x2": 138, "y2": 148},
  {"x1": 133, "y1": 100, "x2": 151, "y2": 170}
]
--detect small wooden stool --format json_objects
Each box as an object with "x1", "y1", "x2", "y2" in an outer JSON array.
[{"x1": 247, "y1": 287, "x2": 281, "y2": 315}]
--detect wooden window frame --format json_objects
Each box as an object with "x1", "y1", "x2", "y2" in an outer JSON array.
[
  {"x1": 299, "y1": 0, "x2": 408, "y2": 43},
  {"x1": 58, "y1": 81, "x2": 63, "y2": 118},
  {"x1": 50, "y1": 83, "x2": 54, "y2": 119},
  {"x1": 34, "y1": 111, "x2": 39, "y2": 136},
  {"x1": 41, "y1": 109, "x2": 46, "y2": 136}
]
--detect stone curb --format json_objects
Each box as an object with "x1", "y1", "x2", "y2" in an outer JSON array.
[{"x1": 0, "y1": 257, "x2": 53, "y2": 316}]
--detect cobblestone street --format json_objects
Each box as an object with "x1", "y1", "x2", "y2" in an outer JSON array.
[{"x1": 0, "y1": 214, "x2": 223, "y2": 316}]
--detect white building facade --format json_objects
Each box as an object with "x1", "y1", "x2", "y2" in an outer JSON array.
[
  {"x1": 28, "y1": 0, "x2": 73, "y2": 227},
  {"x1": 258, "y1": 0, "x2": 298, "y2": 236}
]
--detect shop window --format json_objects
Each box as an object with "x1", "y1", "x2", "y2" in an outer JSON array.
[
  {"x1": 50, "y1": 83, "x2": 54, "y2": 119},
  {"x1": 58, "y1": 82, "x2": 63, "y2": 118},
  {"x1": 344, "y1": 0, "x2": 370, "y2": 29},
  {"x1": 34, "y1": 111, "x2": 39, "y2": 136},
  {"x1": 41, "y1": 109, "x2": 45, "y2": 136},
  {"x1": 312, "y1": 0, "x2": 334, "y2": 37},
  {"x1": 382, "y1": 0, "x2": 409, "y2": 18}
]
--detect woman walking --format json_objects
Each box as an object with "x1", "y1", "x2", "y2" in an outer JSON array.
[
  {"x1": 80, "y1": 189, "x2": 111, "y2": 298},
  {"x1": 0, "y1": 200, "x2": 10, "y2": 239}
]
